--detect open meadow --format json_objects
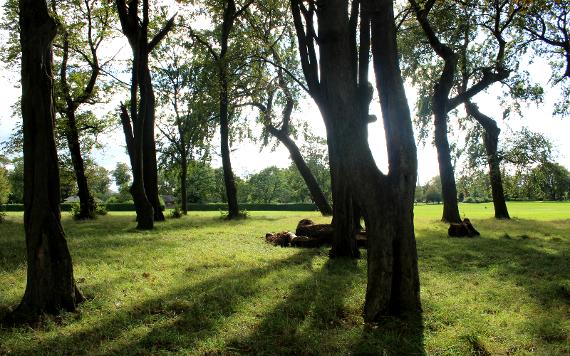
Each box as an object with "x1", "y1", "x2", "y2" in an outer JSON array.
[{"x1": 0, "y1": 202, "x2": 569, "y2": 354}]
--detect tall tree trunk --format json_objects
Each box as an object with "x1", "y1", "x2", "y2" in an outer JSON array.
[
  {"x1": 219, "y1": 70, "x2": 239, "y2": 219},
  {"x1": 8, "y1": 0, "x2": 84, "y2": 323},
  {"x1": 363, "y1": 0, "x2": 421, "y2": 319},
  {"x1": 180, "y1": 155, "x2": 188, "y2": 215},
  {"x1": 65, "y1": 110, "x2": 96, "y2": 220},
  {"x1": 465, "y1": 102, "x2": 510, "y2": 219},
  {"x1": 269, "y1": 127, "x2": 332, "y2": 216},
  {"x1": 141, "y1": 66, "x2": 165, "y2": 222},
  {"x1": 433, "y1": 101, "x2": 461, "y2": 223}
]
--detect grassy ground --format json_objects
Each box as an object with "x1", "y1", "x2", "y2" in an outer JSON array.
[{"x1": 0, "y1": 202, "x2": 568, "y2": 355}]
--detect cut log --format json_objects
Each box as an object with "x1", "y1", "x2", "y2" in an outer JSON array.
[
  {"x1": 295, "y1": 219, "x2": 333, "y2": 244},
  {"x1": 448, "y1": 218, "x2": 480, "y2": 238},
  {"x1": 265, "y1": 231, "x2": 295, "y2": 247}
]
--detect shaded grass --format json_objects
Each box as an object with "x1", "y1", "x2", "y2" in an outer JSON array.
[{"x1": 0, "y1": 203, "x2": 568, "y2": 354}]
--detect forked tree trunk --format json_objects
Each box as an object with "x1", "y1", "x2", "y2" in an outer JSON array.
[
  {"x1": 269, "y1": 128, "x2": 332, "y2": 216},
  {"x1": 219, "y1": 70, "x2": 239, "y2": 219},
  {"x1": 65, "y1": 110, "x2": 96, "y2": 219},
  {"x1": 465, "y1": 102, "x2": 510, "y2": 219},
  {"x1": 8, "y1": 0, "x2": 84, "y2": 323},
  {"x1": 364, "y1": 0, "x2": 421, "y2": 318}
]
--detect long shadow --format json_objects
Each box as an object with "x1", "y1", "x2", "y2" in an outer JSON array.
[
  {"x1": 2, "y1": 250, "x2": 320, "y2": 354},
  {"x1": 417, "y1": 220, "x2": 569, "y2": 347},
  {"x1": 221, "y1": 258, "x2": 425, "y2": 355}
]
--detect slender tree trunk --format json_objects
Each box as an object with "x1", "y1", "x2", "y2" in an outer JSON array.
[
  {"x1": 8, "y1": 0, "x2": 84, "y2": 323},
  {"x1": 141, "y1": 66, "x2": 165, "y2": 221},
  {"x1": 180, "y1": 156, "x2": 188, "y2": 214},
  {"x1": 465, "y1": 102, "x2": 510, "y2": 219},
  {"x1": 65, "y1": 110, "x2": 96, "y2": 219},
  {"x1": 269, "y1": 128, "x2": 332, "y2": 216},
  {"x1": 433, "y1": 101, "x2": 461, "y2": 223},
  {"x1": 219, "y1": 70, "x2": 239, "y2": 219}
]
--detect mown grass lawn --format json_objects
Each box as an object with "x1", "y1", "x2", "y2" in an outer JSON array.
[{"x1": 0, "y1": 202, "x2": 568, "y2": 355}]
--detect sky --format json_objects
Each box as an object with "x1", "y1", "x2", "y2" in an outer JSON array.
[{"x1": 1, "y1": 2, "x2": 569, "y2": 186}]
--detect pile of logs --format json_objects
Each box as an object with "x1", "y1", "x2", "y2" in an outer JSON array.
[
  {"x1": 448, "y1": 218, "x2": 480, "y2": 237},
  {"x1": 265, "y1": 219, "x2": 367, "y2": 248}
]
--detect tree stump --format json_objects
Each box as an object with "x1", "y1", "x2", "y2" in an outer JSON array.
[{"x1": 448, "y1": 218, "x2": 480, "y2": 237}]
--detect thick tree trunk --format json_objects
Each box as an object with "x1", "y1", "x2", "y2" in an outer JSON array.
[
  {"x1": 180, "y1": 156, "x2": 188, "y2": 214},
  {"x1": 465, "y1": 102, "x2": 510, "y2": 219},
  {"x1": 365, "y1": 0, "x2": 421, "y2": 319},
  {"x1": 269, "y1": 128, "x2": 332, "y2": 216},
  {"x1": 219, "y1": 71, "x2": 239, "y2": 219},
  {"x1": 327, "y1": 139, "x2": 359, "y2": 259},
  {"x1": 8, "y1": 0, "x2": 84, "y2": 323},
  {"x1": 65, "y1": 110, "x2": 96, "y2": 219}
]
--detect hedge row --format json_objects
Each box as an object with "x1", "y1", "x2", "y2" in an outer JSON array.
[
  {"x1": 1, "y1": 203, "x2": 318, "y2": 212},
  {"x1": 187, "y1": 203, "x2": 318, "y2": 211}
]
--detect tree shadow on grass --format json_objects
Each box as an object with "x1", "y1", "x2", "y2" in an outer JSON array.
[
  {"x1": 417, "y1": 221, "x2": 569, "y2": 350},
  {"x1": 222, "y1": 258, "x2": 425, "y2": 355},
  {"x1": 0, "y1": 250, "x2": 321, "y2": 354}
]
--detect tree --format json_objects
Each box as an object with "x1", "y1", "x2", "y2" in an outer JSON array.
[
  {"x1": 112, "y1": 162, "x2": 132, "y2": 202},
  {"x1": 187, "y1": 0, "x2": 256, "y2": 219},
  {"x1": 0, "y1": 156, "x2": 10, "y2": 205},
  {"x1": 403, "y1": 0, "x2": 520, "y2": 222},
  {"x1": 292, "y1": 0, "x2": 421, "y2": 318},
  {"x1": 519, "y1": 1, "x2": 570, "y2": 116},
  {"x1": 153, "y1": 33, "x2": 215, "y2": 214},
  {"x1": 7, "y1": 0, "x2": 83, "y2": 323},
  {"x1": 49, "y1": 0, "x2": 114, "y2": 219},
  {"x1": 114, "y1": 0, "x2": 175, "y2": 227}
]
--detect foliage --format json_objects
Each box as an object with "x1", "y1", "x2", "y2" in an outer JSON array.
[
  {"x1": 169, "y1": 205, "x2": 183, "y2": 219},
  {"x1": 0, "y1": 157, "x2": 10, "y2": 205}
]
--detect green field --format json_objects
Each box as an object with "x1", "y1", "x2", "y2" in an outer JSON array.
[{"x1": 0, "y1": 202, "x2": 568, "y2": 354}]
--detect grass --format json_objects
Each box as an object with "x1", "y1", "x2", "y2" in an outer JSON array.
[{"x1": 0, "y1": 202, "x2": 568, "y2": 355}]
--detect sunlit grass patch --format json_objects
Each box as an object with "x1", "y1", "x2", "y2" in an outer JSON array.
[{"x1": 0, "y1": 204, "x2": 568, "y2": 354}]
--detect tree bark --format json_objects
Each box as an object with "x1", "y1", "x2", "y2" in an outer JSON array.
[
  {"x1": 290, "y1": 0, "x2": 359, "y2": 258},
  {"x1": 219, "y1": 69, "x2": 239, "y2": 219},
  {"x1": 65, "y1": 110, "x2": 96, "y2": 219},
  {"x1": 180, "y1": 155, "x2": 188, "y2": 214},
  {"x1": 364, "y1": 0, "x2": 421, "y2": 319},
  {"x1": 268, "y1": 127, "x2": 332, "y2": 216},
  {"x1": 433, "y1": 99, "x2": 461, "y2": 223},
  {"x1": 141, "y1": 66, "x2": 165, "y2": 221},
  {"x1": 465, "y1": 102, "x2": 510, "y2": 219},
  {"x1": 8, "y1": 0, "x2": 84, "y2": 323}
]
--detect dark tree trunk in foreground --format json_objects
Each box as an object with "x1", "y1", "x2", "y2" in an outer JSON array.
[
  {"x1": 115, "y1": 0, "x2": 174, "y2": 228},
  {"x1": 291, "y1": 0, "x2": 358, "y2": 258},
  {"x1": 269, "y1": 128, "x2": 332, "y2": 216},
  {"x1": 8, "y1": 0, "x2": 84, "y2": 323},
  {"x1": 465, "y1": 102, "x2": 510, "y2": 219},
  {"x1": 292, "y1": 0, "x2": 421, "y2": 319},
  {"x1": 364, "y1": 0, "x2": 421, "y2": 319}
]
